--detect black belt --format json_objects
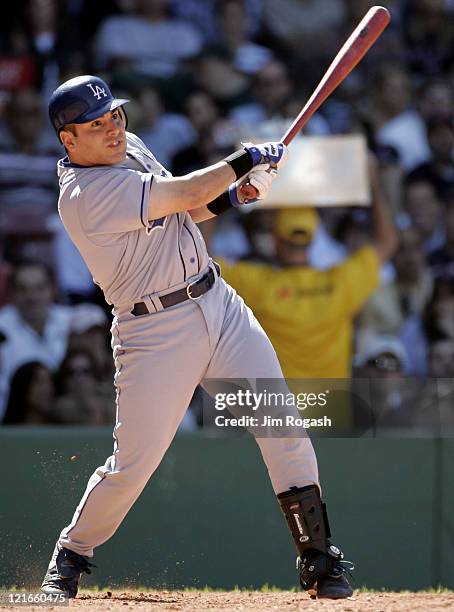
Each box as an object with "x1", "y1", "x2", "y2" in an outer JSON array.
[{"x1": 131, "y1": 266, "x2": 218, "y2": 316}]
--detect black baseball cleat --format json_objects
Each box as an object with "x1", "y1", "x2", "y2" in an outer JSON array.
[
  {"x1": 313, "y1": 560, "x2": 354, "y2": 599},
  {"x1": 41, "y1": 545, "x2": 95, "y2": 598},
  {"x1": 297, "y1": 545, "x2": 354, "y2": 600}
]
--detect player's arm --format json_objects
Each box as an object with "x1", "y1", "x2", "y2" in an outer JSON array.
[
  {"x1": 188, "y1": 164, "x2": 278, "y2": 224},
  {"x1": 148, "y1": 143, "x2": 287, "y2": 221},
  {"x1": 188, "y1": 206, "x2": 216, "y2": 223},
  {"x1": 149, "y1": 161, "x2": 235, "y2": 221},
  {"x1": 369, "y1": 153, "x2": 398, "y2": 263},
  {"x1": 187, "y1": 182, "x2": 249, "y2": 224}
]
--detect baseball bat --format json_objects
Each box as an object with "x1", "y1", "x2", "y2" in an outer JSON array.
[{"x1": 240, "y1": 5, "x2": 391, "y2": 201}]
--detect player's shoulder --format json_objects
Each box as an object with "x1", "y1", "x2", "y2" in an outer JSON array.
[
  {"x1": 126, "y1": 131, "x2": 153, "y2": 158},
  {"x1": 57, "y1": 158, "x2": 124, "y2": 205},
  {"x1": 126, "y1": 131, "x2": 146, "y2": 149},
  {"x1": 57, "y1": 157, "x2": 123, "y2": 182},
  {"x1": 126, "y1": 131, "x2": 171, "y2": 176}
]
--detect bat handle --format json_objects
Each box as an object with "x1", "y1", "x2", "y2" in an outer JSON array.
[
  {"x1": 239, "y1": 182, "x2": 258, "y2": 202},
  {"x1": 238, "y1": 135, "x2": 291, "y2": 202},
  {"x1": 238, "y1": 159, "x2": 282, "y2": 202}
]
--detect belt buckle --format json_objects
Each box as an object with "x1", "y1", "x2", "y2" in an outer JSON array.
[{"x1": 186, "y1": 279, "x2": 202, "y2": 300}]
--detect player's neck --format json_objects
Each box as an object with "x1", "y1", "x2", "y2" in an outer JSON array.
[{"x1": 67, "y1": 151, "x2": 126, "y2": 167}]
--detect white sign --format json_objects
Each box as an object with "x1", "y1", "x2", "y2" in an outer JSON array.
[{"x1": 251, "y1": 135, "x2": 370, "y2": 208}]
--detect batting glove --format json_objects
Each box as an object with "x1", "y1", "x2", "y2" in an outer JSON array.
[
  {"x1": 248, "y1": 163, "x2": 277, "y2": 199},
  {"x1": 228, "y1": 164, "x2": 278, "y2": 206},
  {"x1": 243, "y1": 141, "x2": 288, "y2": 169}
]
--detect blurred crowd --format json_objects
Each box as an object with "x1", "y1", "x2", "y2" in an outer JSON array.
[{"x1": 0, "y1": 0, "x2": 453, "y2": 427}]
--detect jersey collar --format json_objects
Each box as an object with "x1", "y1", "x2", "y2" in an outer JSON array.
[
  {"x1": 57, "y1": 154, "x2": 136, "y2": 171},
  {"x1": 58, "y1": 156, "x2": 88, "y2": 169}
]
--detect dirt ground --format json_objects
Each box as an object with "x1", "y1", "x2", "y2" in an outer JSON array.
[{"x1": 2, "y1": 591, "x2": 454, "y2": 612}]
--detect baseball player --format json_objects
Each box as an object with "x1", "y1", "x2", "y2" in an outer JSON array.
[{"x1": 41, "y1": 75, "x2": 353, "y2": 599}]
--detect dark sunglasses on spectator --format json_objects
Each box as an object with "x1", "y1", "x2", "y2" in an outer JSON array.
[{"x1": 367, "y1": 353, "x2": 401, "y2": 373}]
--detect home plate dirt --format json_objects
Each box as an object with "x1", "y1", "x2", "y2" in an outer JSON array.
[{"x1": 2, "y1": 591, "x2": 453, "y2": 611}]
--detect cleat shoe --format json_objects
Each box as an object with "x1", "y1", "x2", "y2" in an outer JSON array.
[
  {"x1": 41, "y1": 545, "x2": 95, "y2": 598},
  {"x1": 297, "y1": 544, "x2": 354, "y2": 600},
  {"x1": 316, "y1": 559, "x2": 354, "y2": 599}
]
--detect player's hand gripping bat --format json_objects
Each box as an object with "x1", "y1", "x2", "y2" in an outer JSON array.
[{"x1": 240, "y1": 5, "x2": 391, "y2": 201}]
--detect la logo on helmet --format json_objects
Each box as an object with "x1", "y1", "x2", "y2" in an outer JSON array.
[{"x1": 86, "y1": 83, "x2": 107, "y2": 100}]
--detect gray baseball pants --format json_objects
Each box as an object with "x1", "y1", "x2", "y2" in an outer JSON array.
[{"x1": 59, "y1": 272, "x2": 319, "y2": 557}]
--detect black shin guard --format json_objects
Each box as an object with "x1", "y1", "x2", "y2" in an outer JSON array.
[
  {"x1": 277, "y1": 485, "x2": 343, "y2": 590},
  {"x1": 277, "y1": 485, "x2": 330, "y2": 555}
]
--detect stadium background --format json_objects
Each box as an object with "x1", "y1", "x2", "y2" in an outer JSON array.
[{"x1": 0, "y1": 0, "x2": 453, "y2": 592}]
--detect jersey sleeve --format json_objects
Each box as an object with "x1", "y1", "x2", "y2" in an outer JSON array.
[
  {"x1": 80, "y1": 168, "x2": 153, "y2": 235},
  {"x1": 335, "y1": 246, "x2": 380, "y2": 314}
]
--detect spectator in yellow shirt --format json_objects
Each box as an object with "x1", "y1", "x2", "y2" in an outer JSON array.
[{"x1": 220, "y1": 156, "x2": 397, "y2": 380}]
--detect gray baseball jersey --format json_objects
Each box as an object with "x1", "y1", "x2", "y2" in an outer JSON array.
[
  {"x1": 58, "y1": 132, "x2": 209, "y2": 309},
  {"x1": 54, "y1": 132, "x2": 319, "y2": 557}
]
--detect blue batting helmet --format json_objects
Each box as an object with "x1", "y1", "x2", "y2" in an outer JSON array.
[{"x1": 48, "y1": 75, "x2": 129, "y2": 136}]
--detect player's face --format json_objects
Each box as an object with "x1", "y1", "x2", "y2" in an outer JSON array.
[{"x1": 62, "y1": 109, "x2": 127, "y2": 166}]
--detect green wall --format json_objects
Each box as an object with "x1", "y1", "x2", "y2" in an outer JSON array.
[{"x1": 0, "y1": 428, "x2": 453, "y2": 590}]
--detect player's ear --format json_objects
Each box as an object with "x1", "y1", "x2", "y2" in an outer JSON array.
[
  {"x1": 60, "y1": 127, "x2": 77, "y2": 150},
  {"x1": 119, "y1": 106, "x2": 128, "y2": 130}
]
